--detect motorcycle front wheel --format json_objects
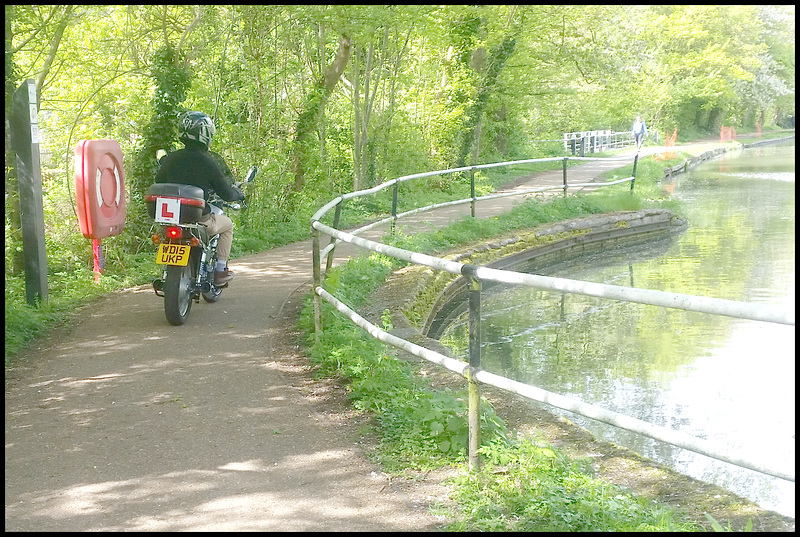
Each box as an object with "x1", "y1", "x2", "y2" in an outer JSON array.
[{"x1": 164, "y1": 264, "x2": 194, "y2": 325}]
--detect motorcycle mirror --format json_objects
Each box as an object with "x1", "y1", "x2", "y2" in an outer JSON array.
[{"x1": 245, "y1": 166, "x2": 258, "y2": 183}]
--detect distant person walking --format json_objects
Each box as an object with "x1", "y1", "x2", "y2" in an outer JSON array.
[{"x1": 632, "y1": 115, "x2": 647, "y2": 151}]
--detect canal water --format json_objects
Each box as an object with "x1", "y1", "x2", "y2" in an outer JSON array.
[{"x1": 439, "y1": 142, "x2": 795, "y2": 517}]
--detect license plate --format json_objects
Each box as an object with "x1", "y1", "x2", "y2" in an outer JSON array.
[{"x1": 156, "y1": 244, "x2": 191, "y2": 266}]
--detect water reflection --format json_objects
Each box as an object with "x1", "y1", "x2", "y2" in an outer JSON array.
[{"x1": 440, "y1": 143, "x2": 795, "y2": 517}]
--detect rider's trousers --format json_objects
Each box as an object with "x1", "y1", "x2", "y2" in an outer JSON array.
[{"x1": 200, "y1": 212, "x2": 234, "y2": 263}]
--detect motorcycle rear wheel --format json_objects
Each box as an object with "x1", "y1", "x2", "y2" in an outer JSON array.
[{"x1": 164, "y1": 264, "x2": 194, "y2": 325}]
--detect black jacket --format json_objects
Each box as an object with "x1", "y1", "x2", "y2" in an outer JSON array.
[{"x1": 155, "y1": 142, "x2": 243, "y2": 215}]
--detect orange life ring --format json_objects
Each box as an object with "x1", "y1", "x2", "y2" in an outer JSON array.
[{"x1": 75, "y1": 139, "x2": 126, "y2": 239}]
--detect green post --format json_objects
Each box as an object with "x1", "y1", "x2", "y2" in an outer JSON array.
[
  {"x1": 631, "y1": 153, "x2": 639, "y2": 192},
  {"x1": 562, "y1": 157, "x2": 569, "y2": 197},
  {"x1": 9, "y1": 79, "x2": 48, "y2": 305}
]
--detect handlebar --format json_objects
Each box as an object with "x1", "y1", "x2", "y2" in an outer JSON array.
[
  {"x1": 209, "y1": 166, "x2": 257, "y2": 212},
  {"x1": 208, "y1": 195, "x2": 246, "y2": 211}
]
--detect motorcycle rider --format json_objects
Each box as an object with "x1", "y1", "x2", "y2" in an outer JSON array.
[{"x1": 155, "y1": 111, "x2": 244, "y2": 286}]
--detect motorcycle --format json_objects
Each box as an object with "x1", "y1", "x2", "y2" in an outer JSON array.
[{"x1": 145, "y1": 163, "x2": 257, "y2": 325}]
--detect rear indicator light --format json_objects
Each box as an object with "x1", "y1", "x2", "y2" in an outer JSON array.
[{"x1": 165, "y1": 226, "x2": 183, "y2": 239}]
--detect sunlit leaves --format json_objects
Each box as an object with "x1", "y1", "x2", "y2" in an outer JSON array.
[{"x1": 5, "y1": 4, "x2": 795, "y2": 272}]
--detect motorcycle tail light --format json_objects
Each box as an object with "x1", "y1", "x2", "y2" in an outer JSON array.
[
  {"x1": 165, "y1": 226, "x2": 183, "y2": 239},
  {"x1": 189, "y1": 236, "x2": 200, "y2": 247}
]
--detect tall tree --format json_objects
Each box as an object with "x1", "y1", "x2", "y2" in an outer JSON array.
[
  {"x1": 641, "y1": 5, "x2": 768, "y2": 132},
  {"x1": 456, "y1": 35, "x2": 516, "y2": 168},
  {"x1": 32, "y1": 5, "x2": 74, "y2": 105},
  {"x1": 291, "y1": 33, "x2": 351, "y2": 192}
]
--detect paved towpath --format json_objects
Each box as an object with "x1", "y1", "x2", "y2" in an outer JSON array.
[{"x1": 4, "y1": 143, "x2": 726, "y2": 531}]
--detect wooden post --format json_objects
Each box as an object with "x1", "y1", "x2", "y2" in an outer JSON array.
[
  {"x1": 467, "y1": 274, "x2": 482, "y2": 471},
  {"x1": 325, "y1": 202, "x2": 342, "y2": 272},
  {"x1": 9, "y1": 79, "x2": 48, "y2": 305},
  {"x1": 391, "y1": 182, "x2": 399, "y2": 235},
  {"x1": 470, "y1": 167, "x2": 476, "y2": 218},
  {"x1": 312, "y1": 226, "x2": 322, "y2": 340}
]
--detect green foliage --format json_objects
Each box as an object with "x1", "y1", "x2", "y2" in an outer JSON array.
[
  {"x1": 445, "y1": 437, "x2": 697, "y2": 531},
  {"x1": 377, "y1": 387, "x2": 508, "y2": 470},
  {"x1": 128, "y1": 45, "x2": 193, "y2": 235},
  {"x1": 704, "y1": 513, "x2": 753, "y2": 532},
  {"x1": 5, "y1": 5, "x2": 793, "y2": 295},
  {"x1": 456, "y1": 35, "x2": 517, "y2": 167}
]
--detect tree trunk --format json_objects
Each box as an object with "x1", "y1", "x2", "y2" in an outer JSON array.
[
  {"x1": 292, "y1": 34, "x2": 351, "y2": 192},
  {"x1": 456, "y1": 36, "x2": 516, "y2": 168},
  {"x1": 35, "y1": 5, "x2": 73, "y2": 105},
  {"x1": 352, "y1": 45, "x2": 362, "y2": 191},
  {"x1": 379, "y1": 23, "x2": 414, "y2": 181},
  {"x1": 352, "y1": 39, "x2": 383, "y2": 192}
]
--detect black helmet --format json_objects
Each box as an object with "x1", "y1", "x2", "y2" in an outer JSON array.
[{"x1": 179, "y1": 111, "x2": 216, "y2": 148}]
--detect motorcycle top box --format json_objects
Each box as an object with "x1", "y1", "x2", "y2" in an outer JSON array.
[{"x1": 145, "y1": 183, "x2": 205, "y2": 224}]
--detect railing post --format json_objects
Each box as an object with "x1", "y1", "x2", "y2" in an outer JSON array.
[
  {"x1": 325, "y1": 202, "x2": 343, "y2": 272},
  {"x1": 312, "y1": 225, "x2": 323, "y2": 340},
  {"x1": 391, "y1": 181, "x2": 399, "y2": 235},
  {"x1": 562, "y1": 157, "x2": 569, "y2": 197},
  {"x1": 631, "y1": 153, "x2": 638, "y2": 192},
  {"x1": 467, "y1": 273, "x2": 482, "y2": 471},
  {"x1": 470, "y1": 167, "x2": 476, "y2": 218},
  {"x1": 580, "y1": 135, "x2": 586, "y2": 157}
]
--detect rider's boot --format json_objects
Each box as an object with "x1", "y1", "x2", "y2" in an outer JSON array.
[{"x1": 215, "y1": 269, "x2": 235, "y2": 286}]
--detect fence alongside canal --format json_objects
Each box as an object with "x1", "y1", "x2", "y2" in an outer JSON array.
[
  {"x1": 562, "y1": 129, "x2": 637, "y2": 155},
  {"x1": 309, "y1": 152, "x2": 795, "y2": 482}
]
